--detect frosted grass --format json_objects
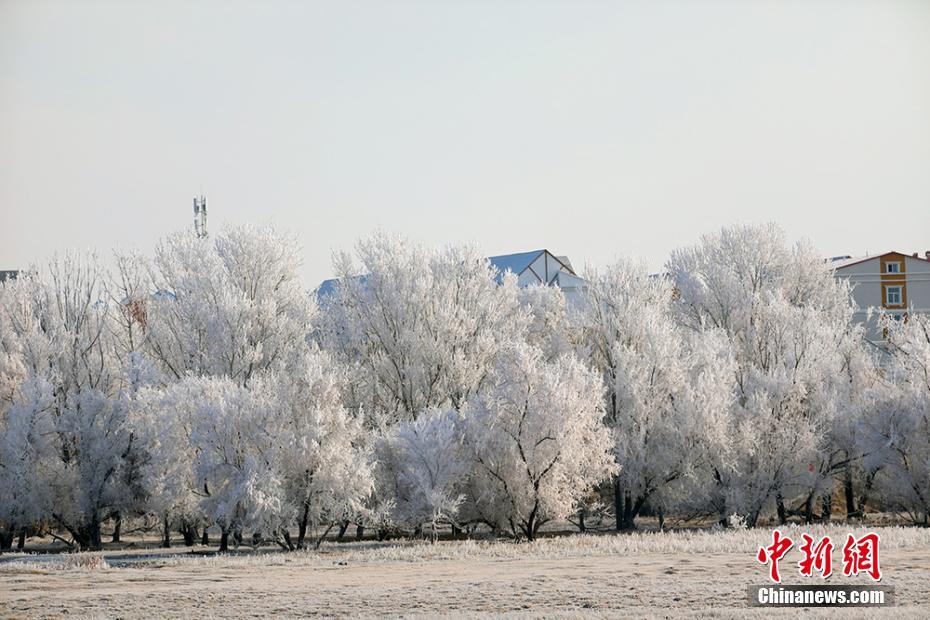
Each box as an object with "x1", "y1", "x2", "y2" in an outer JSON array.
[{"x1": 6, "y1": 523, "x2": 926, "y2": 573}]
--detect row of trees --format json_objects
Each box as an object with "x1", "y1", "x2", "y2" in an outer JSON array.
[{"x1": 1, "y1": 224, "x2": 928, "y2": 551}]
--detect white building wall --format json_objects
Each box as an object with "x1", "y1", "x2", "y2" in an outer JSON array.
[
  {"x1": 834, "y1": 254, "x2": 930, "y2": 342},
  {"x1": 905, "y1": 258, "x2": 930, "y2": 314},
  {"x1": 835, "y1": 258, "x2": 882, "y2": 339}
]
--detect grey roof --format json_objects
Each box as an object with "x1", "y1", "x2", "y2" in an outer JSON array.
[
  {"x1": 316, "y1": 249, "x2": 577, "y2": 298},
  {"x1": 829, "y1": 252, "x2": 930, "y2": 270},
  {"x1": 315, "y1": 274, "x2": 368, "y2": 302},
  {"x1": 487, "y1": 250, "x2": 546, "y2": 282}
]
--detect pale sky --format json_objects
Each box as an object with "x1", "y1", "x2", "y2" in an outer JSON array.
[{"x1": 2, "y1": 0, "x2": 929, "y2": 286}]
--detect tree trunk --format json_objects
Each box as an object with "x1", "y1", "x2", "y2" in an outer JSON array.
[
  {"x1": 803, "y1": 494, "x2": 814, "y2": 525},
  {"x1": 282, "y1": 529, "x2": 295, "y2": 551},
  {"x1": 112, "y1": 513, "x2": 122, "y2": 543},
  {"x1": 314, "y1": 523, "x2": 336, "y2": 550},
  {"x1": 74, "y1": 515, "x2": 103, "y2": 551},
  {"x1": 616, "y1": 492, "x2": 643, "y2": 531},
  {"x1": 201, "y1": 529, "x2": 210, "y2": 546},
  {"x1": 356, "y1": 525, "x2": 364, "y2": 540},
  {"x1": 578, "y1": 506, "x2": 587, "y2": 533},
  {"x1": 658, "y1": 509, "x2": 665, "y2": 532},
  {"x1": 0, "y1": 527, "x2": 15, "y2": 552},
  {"x1": 16, "y1": 528, "x2": 26, "y2": 551},
  {"x1": 336, "y1": 520, "x2": 350, "y2": 541},
  {"x1": 614, "y1": 478, "x2": 624, "y2": 531},
  {"x1": 857, "y1": 471, "x2": 876, "y2": 517},
  {"x1": 296, "y1": 503, "x2": 310, "y2": 549},
  {"x1": 524, "y1": 516, "x2": 537, "y2": 542},
  {"x1": 844, "y1": 465, "x2": 857, "y2": 519},
  {"x1": 776, "y1": 494, "x2": 787, "y2": 525},
  {"x1": 821, "y1": 494, "x2": 832, "y2": 522},
  {"x1": 162, "y1": 516, "x2": 171, "y2": 548},
  {"x1": 181, "y1": 524, "x2": 196, "y2": 546},
  {"x1": 218, "y1": 529, "x2": 229, "y2": 552}
]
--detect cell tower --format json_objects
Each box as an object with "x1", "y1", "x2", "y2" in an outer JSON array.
[{"x1": 193, "y1": 194, "x2": 208, "y2": 238}]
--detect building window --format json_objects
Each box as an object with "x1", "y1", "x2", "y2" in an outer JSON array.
[
  {"x1": 886, "y1": 286, "x2": 902, "y2": 306},
  {"x1": 886, "y1": 262, "x2": 901, "y2": 273}
]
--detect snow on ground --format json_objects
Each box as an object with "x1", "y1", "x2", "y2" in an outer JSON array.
[{"x1": 2, "y1": 526, "x2": 929, "y2": 618}]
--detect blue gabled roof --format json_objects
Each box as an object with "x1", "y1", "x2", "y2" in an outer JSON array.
[
  {"x1": 316, "y1": 277, "x2": 340, "y2": 299},
  {"x1": 487, "y1": 250, "x2": 545, "y2": 283},
  {"x1": 315, "y1": 274, "x2": 368, "y2": 302},
  {"x1": 317, "y1": 249, "x2": 566, "y2": 296}
]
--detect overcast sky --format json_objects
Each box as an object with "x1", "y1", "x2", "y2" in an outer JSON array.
[{"x1": 2, "y1": 0, "x2": 929, "y2": 286}]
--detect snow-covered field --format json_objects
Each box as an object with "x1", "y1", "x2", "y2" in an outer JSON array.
[{"x1": 3, "y1": 525, "x2": 929, "y2": 618}]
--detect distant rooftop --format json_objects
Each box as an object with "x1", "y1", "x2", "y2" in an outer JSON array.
[
  {"x1": 317, "y1": 249, "x2": 579, "y2": 299},
  {"x1": 487, "y1": 249, "x2": 576, "y2": 284},
  {"x1": 829, "y1": 251, "x2": 930, "y2": 270},
  {"x1": 316, "y1": 274, "x2": 367, "y2": 300},
  {"x1": 487, "y1": 250, "x2": 546, "y2": 282},
  {"x1": 828, "y1": 255, "x2": 875, "y2": 269}
]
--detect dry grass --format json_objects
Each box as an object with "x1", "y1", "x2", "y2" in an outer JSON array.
[{"x1": 2, "y1": 525, "x2": 929, "y2": 618}]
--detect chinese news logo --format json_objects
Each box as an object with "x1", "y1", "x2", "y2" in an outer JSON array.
[{"x1": 756, "y1": 530, "x2": 882, "y2": 583}]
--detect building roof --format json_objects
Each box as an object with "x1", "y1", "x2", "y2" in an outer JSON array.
[
  {"x1": 316, "y1": 274, "x2": 368, "y2": 301},
  {"x1": 316, "y1": 277, "x2": 339, "y2": 298},
  {"x1": 829, "y1": 255, "x2": 879, "y2": 270},
  {"x1": 830, "y1": 251, "x2": 930, "y2": 271},
  {"x1": 487, "y1": 249, "x2": 577, "y2": 284},
  {"x1": 487, "y1": 250, "x2": 546, "y2": 279},
  {"x1": 317, "y1": 249, "x2": 580, "y2": 298}
]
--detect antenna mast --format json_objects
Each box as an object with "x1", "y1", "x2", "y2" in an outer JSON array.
[{"x1": 193, "y1": 194, "x2": 208, "y2": 238}]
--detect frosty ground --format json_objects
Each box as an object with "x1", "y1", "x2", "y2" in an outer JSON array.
[{"x1": 3, "y1": 525, "x2": 929, "y2": 619}]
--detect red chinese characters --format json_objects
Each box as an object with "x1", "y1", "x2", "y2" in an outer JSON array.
[
  {"x1": 842, "y1": 533, "x2": 882, "y2": 581},
  {"x1": 798, "y1": 534, "x2": 833, "y2": 578},
  {"x1": 756, "y1": 531, "x2": 882, "y2": 582},
  {"x1": 757, "y1": 530, "x2": 794, "y2": 583}
]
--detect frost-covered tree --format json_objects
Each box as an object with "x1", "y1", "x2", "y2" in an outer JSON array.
[
  {"x1": 132, "y1": 379, "x2": 207, "y2": 547},
  {"x1": 316, "y1": 233, "x2": 526, "y2": 424},
  {"x1": 316, "y1": 234, "x2": 527, "y2": 534},
  {"x1": 582, "y1": 260, "x2": 735, "y2": 529},
  {"x1": 0, "y1": 257, "x2": 138, "y2": 550},
  {"x1": 180, "y1": 376, "x2": 282, "y2": 551},
  {"x1": 463, "y1": 343, "x2": 616, "y2": 541},
  {"x1": 859, "y1": 315, "x2": 930, "y2": 523},
  {"x1": 668, "y1": 224, "x2": 862, "y2": 526},
  {"x1": 136, "y1": 355, "x2": 372, "y2": 551},
  {"x1": 0, "y1": 278, "x2": 52, "y2": 550},
  {"x1": 376, "y1": 408, "x2": 467, "y2": 540},
  {"x1": 518, "y1": 284, "x2": 577, "y2": 362},
  {"x1": 142, "y1": 226, "x2": 313, "y2": 386},
  {"x1": 115, "y1": 227, "x2": 375, "y2": 550},
  {"x1": 268, "y1": 351, "x2": 373, "y2": 549}
]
